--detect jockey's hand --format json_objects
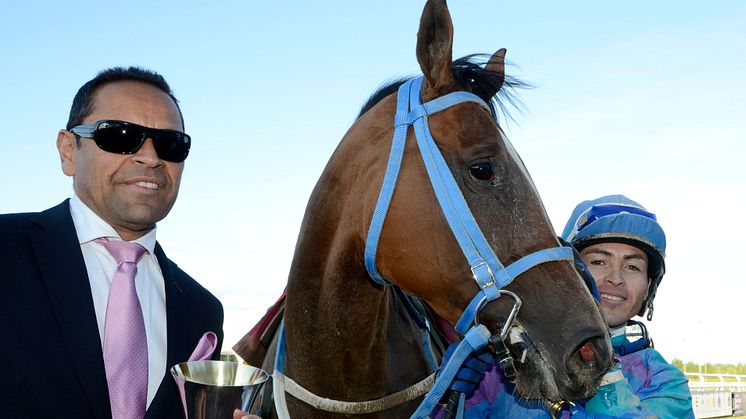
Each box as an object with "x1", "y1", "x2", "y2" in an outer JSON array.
[
  {"x1": 438, "y1": 343, "x2": 495, "y2": 399},
  {"x1": 233, "y1": 409, "x2": 261, "y2": 419}
]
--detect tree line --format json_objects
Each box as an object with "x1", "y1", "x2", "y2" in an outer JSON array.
[{"x1": 672, "y1": 359, "x2": 746, "y2": 375}]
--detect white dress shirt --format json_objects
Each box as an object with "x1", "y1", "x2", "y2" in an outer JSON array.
[{"x1": 69, "y1": 194, "x2": 167, "y2": 408}]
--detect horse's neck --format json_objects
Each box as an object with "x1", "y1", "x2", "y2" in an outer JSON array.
[
  {"x1": 285, "y1": 248, "x2": 431, "y2": 397},
  {"x1": 283, "y1": 188, "x2": 433, "y2": 407}
]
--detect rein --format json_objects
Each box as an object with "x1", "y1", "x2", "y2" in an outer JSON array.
[
  {"x1": 272, "y1": 321, "x2": 436, "y2": 417},
  {"x1": 279, "y1": 371, "x2": 435, "y2": 414}
]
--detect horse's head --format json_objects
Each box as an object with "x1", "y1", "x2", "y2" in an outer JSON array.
[{"x1": 350, "y1": 0, "x2": 613, "y2": 403}]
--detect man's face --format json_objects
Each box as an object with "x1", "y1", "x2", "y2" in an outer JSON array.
[
  {"x1": 580, "y1": 242, "x2": 650, "y2": 328},
  {"x1": 57, "y1": 81, "x2": 185, "y2": 240}
]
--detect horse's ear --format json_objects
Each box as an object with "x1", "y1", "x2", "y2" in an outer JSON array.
[
  {"x1": 484, "y1": 48, "x2": 507, "y2": 98},
  {"x1": 416, "y1": 0, "x2": 455, "y2": 101}
]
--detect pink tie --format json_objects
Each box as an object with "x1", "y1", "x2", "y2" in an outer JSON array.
[{"x1": 97, "y1": 238, "x2": 148, "y2": 419}]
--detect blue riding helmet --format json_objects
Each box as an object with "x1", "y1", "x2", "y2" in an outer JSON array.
[{"x1": 560, "y1": 194, "x2": 666, "y2": 320}]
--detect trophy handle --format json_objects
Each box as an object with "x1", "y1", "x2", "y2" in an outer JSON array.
[{"x1": 241, "y1": 378, "x2": 267, "y2": 413}]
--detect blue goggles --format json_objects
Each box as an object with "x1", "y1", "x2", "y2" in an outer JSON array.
[{"x1": 573, "y1": 204, "x2": 657, "y2": 237}]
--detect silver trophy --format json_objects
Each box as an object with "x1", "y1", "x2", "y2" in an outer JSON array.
[{"x1": 171, "y1": 360, "x2": 269, "y2": 419}]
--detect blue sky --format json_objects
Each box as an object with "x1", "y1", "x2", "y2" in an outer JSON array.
[{"x1": 2, "y1": 1, "x2": 744, "y2": 364}]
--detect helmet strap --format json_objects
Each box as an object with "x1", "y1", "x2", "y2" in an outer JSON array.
[{"x1": 646, "y1": 301, "x2": 654, "y2": 321}]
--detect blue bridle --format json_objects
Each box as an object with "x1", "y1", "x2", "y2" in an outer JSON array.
[{"x1": 362, "y1": 76, "x2": 576, "y2": 418}]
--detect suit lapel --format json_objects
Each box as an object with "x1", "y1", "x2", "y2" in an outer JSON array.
[
  {"x1": 29, "y1": 201, "x2": 111, "y2": 419},
  {"x1": 158, "y1": 244, "x2": 192, "y2": 369},
  {"x1": 145, "y1": 243, "x2": 191, "y2": 418}
]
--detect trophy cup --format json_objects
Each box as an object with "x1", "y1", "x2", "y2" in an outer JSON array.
[{"x1": 171, "y1": 360, "x2": 269, "y2": 419}]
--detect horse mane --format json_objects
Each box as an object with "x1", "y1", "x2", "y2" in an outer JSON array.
[{"x1": 357, "y1": 54, "x2": 530, "y2": 122}]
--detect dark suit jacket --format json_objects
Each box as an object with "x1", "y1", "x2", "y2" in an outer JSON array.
[{"x1": 0, "y1": 200, "x2": 224, "y2": 418}]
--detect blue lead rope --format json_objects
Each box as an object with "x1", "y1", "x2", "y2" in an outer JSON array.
[{"x1": 411, "y1": 325, "x2": 492, "y2": 418}]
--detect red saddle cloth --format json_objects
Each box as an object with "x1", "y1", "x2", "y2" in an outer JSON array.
[{"x1": 232, "y1": 290, "x2": 286, "y2": 367}]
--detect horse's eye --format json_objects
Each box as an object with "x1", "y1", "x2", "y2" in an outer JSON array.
[{"x1": 469, "y1": 162, "x2": 495, "y2": 182}]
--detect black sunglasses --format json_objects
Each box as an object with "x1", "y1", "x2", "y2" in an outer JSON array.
[{"x1": 70, "y1": 119, "x2": 191, "y2": 163}]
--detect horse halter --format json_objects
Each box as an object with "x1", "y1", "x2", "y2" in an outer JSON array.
[{"x1": 362, "y1": 76, "x2": 577, "y2": 418}]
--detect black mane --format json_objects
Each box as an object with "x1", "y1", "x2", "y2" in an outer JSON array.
[{"x1": 357, "y1": 54, "x2": 529, "y2": 122}]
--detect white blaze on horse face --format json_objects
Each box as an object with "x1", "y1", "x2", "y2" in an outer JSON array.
[{"x1": 508, "y1": 326, "x2": 528, "y2": 363}]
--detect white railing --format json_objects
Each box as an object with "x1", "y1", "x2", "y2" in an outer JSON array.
[
  {"x1": 686, "y1": 373, "x2": 746, "y2": 392},
  {"x1": 685, "y1": 374, "x2": 746, "y2": 418}
]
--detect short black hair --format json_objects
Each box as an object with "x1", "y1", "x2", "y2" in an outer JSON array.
[{"x1": 65, "y1": 66, "x2": 184, "y2": 131}]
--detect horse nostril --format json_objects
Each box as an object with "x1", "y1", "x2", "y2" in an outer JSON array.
[
  {"x1": 562, "y1": 335, "x2": 614, "y2": 399},
  {"x1": 578, "y1": 341, "x2": 595, "y2": 362},
  {"x1": 569, "y1": 335, "x2": 612, "y2": 373}
]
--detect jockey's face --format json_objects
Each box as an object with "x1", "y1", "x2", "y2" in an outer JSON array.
[{"x1": 580, "y1": 242, "x2": 649, "y2": 327}]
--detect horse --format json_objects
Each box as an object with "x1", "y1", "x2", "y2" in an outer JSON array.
[{"x1": 237, "y1": 1, "x2": 612, "y2": 417}]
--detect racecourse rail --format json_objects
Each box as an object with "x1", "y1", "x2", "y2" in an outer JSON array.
[{"x1": 686, "y1": 373, "x2": 746, "y2": 418}]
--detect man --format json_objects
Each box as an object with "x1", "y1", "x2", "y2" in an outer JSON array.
[
  {"x1": 0, "y1": 67, "x2": 223, "y2": 418},
  {"x1": 436, "y1": 194, "x2": 694, "y2": 418}
]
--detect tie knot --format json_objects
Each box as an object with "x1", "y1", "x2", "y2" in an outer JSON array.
[{"x1": 96, "y1": 238, "x2": 147, "y2": 264}]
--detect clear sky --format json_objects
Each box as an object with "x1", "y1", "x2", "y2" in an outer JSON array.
[{"x1": 2, "y1": 1, "x2": 744, "y2": 365}]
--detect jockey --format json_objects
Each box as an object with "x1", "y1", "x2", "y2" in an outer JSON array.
[{"x1": 434, "y1": 194, "x2": 694, "y2": 418}]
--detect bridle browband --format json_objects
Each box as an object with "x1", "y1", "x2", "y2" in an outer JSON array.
[{"x1": 272, "y1": 76, "x2": 576, "y2": 418}]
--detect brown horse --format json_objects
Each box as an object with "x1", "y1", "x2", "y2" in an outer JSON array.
[{"x1": 240, "y1": 1, "x2": 612, "y2": 417}]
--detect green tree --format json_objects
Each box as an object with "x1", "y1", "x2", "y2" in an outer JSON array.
[
  {"x1": 673, "y1": 361, "x2": 746, "y2": 377},
  {"x1": 738, "y1": 364, "x2": 746, "y2": 375},
  {"x1": 704, "y1": 362, "x2": 715, "y2": 374},
  {"x1": 685, "y1": 361, "x2": 699, "y2": 373}
]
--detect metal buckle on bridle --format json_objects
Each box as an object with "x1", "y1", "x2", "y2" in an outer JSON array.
[
  {"x1": 470, "y1": 261, "x2": 495, "y2": 289},
  {"x1": 473, "y1": 289, "x2": 523, "y2": 381},
  {"x1": 548, "y1": 400, "x2": 576, "y2": 419}
]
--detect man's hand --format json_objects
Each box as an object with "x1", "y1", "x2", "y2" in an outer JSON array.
[{"x1": 233, "y1": 409, "x2": 261, "y2": 419}]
